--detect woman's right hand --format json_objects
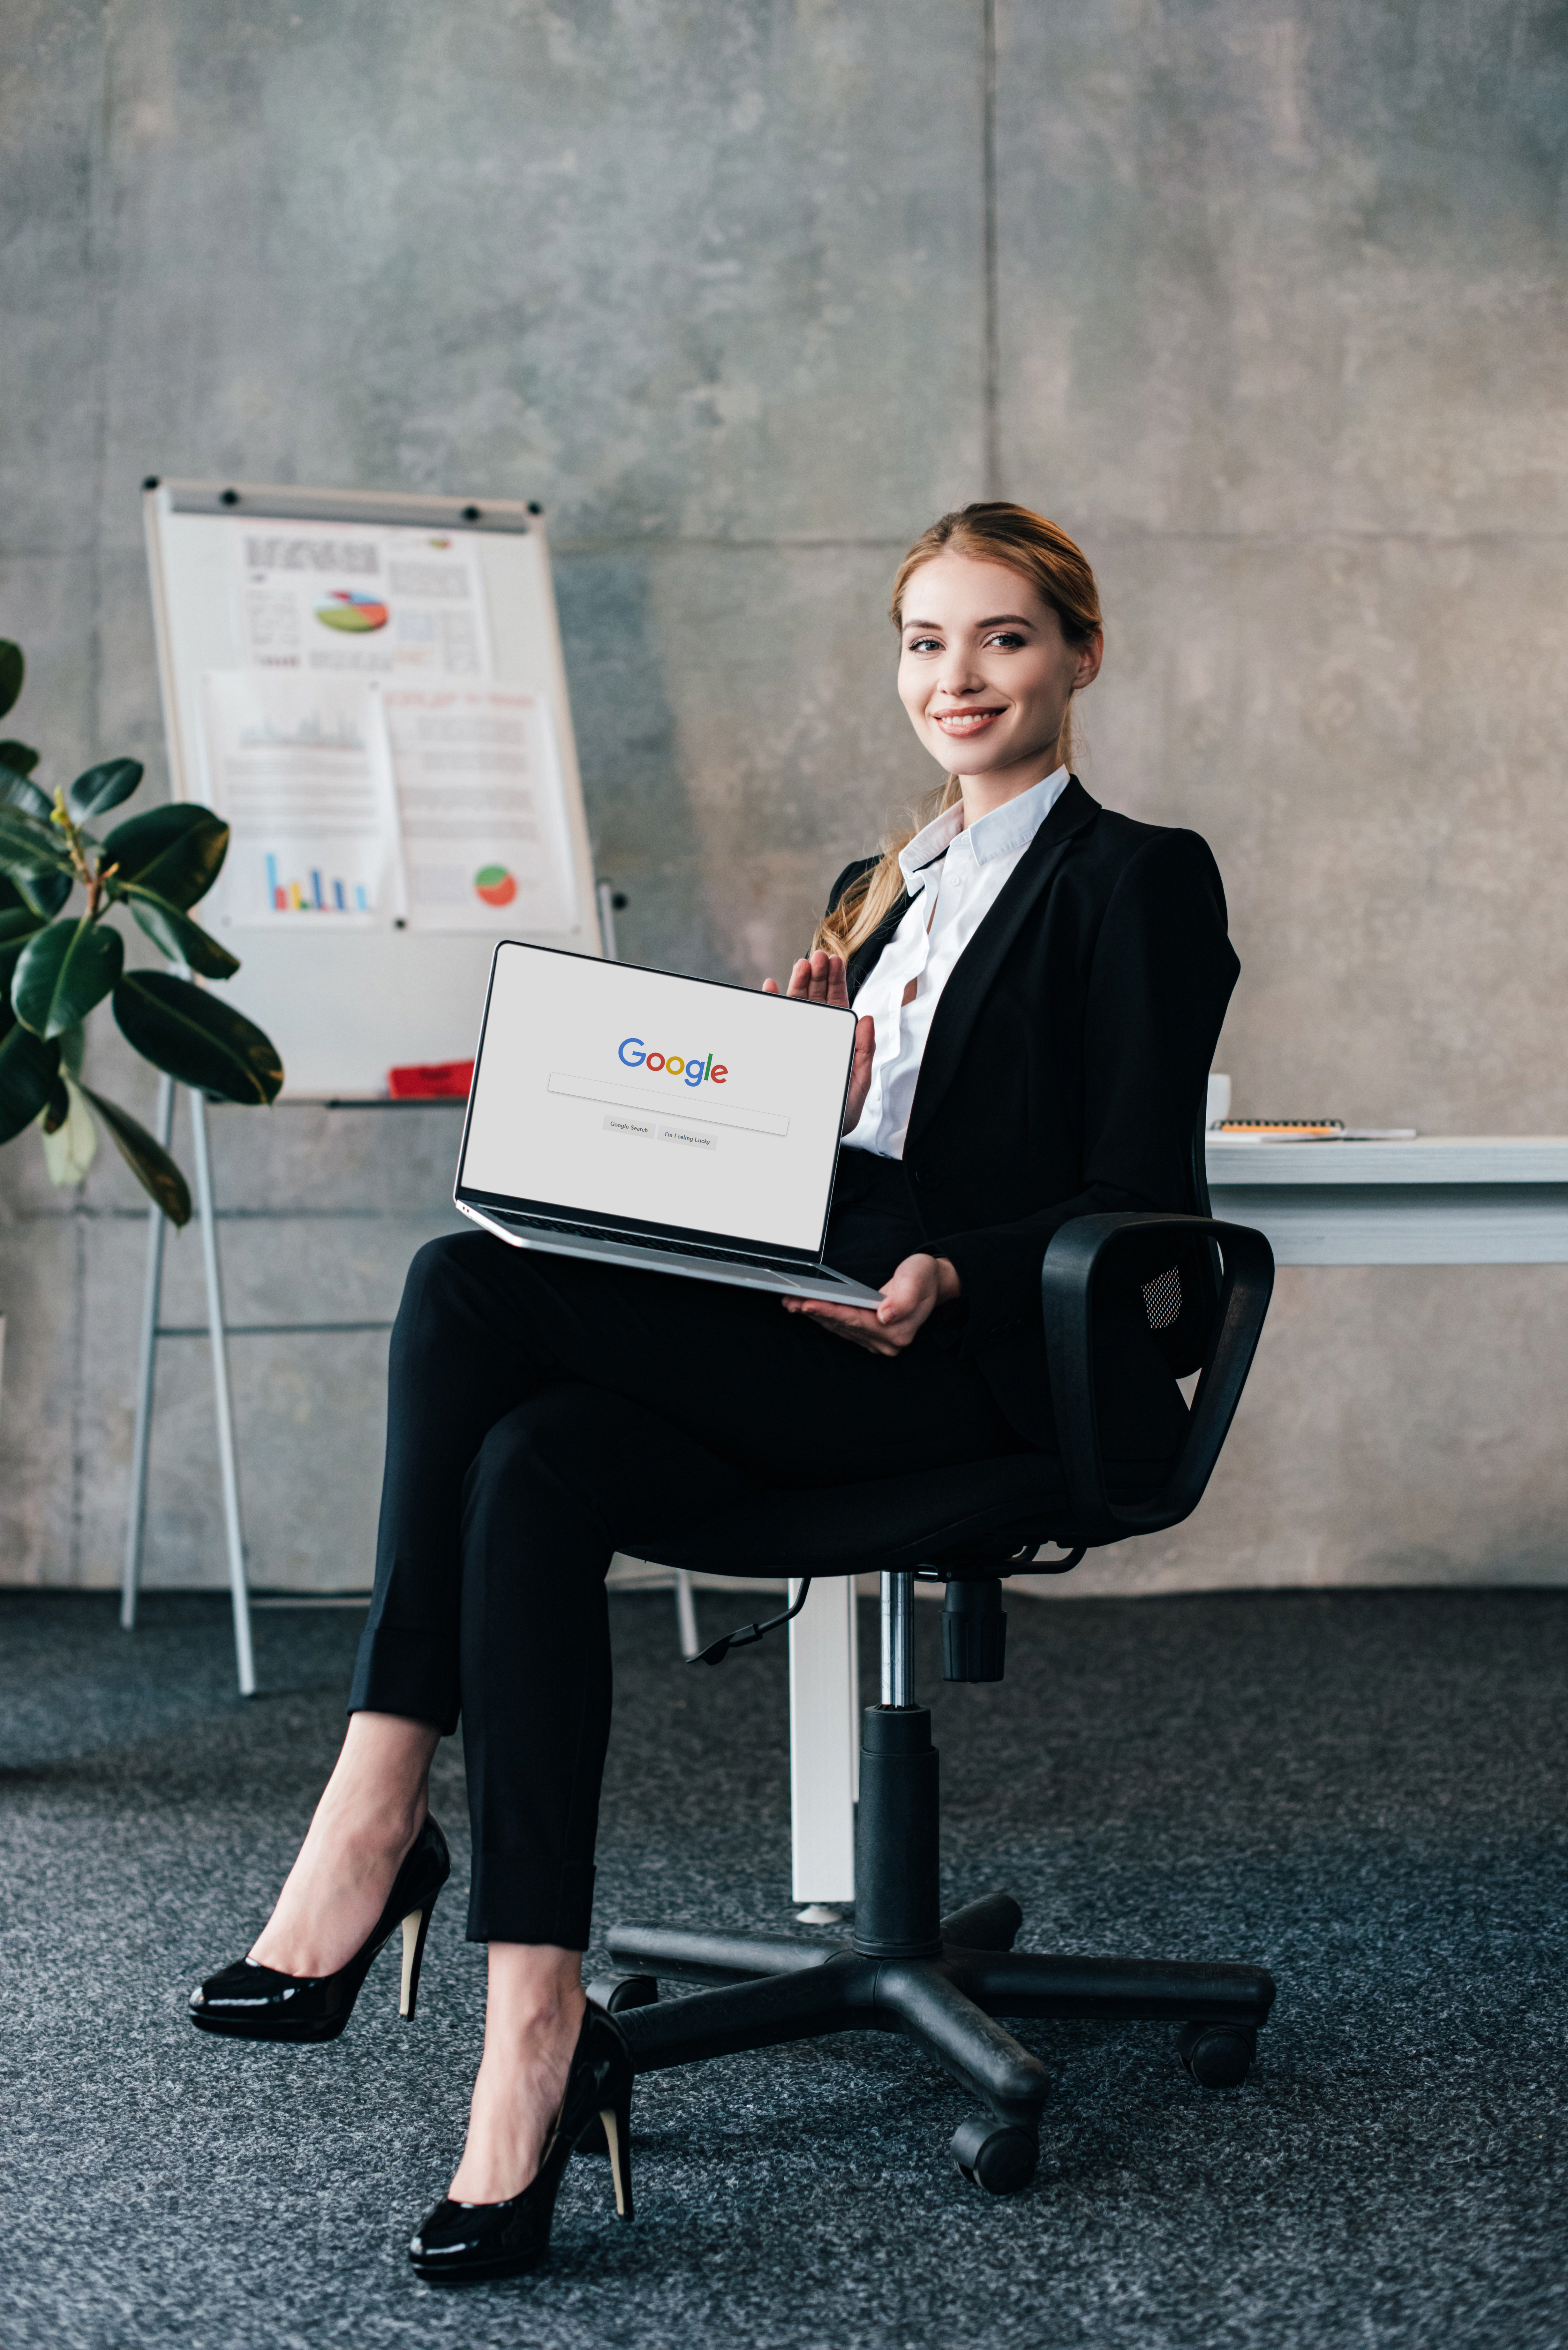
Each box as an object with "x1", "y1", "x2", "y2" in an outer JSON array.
[{"x1": 763, "y1": 950, "x2": 876, "y2": 1135}]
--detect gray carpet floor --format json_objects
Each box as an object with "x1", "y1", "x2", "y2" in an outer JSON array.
[{"x1": 2, "y1": 1584, "x2": 1565, "y2": 2350}]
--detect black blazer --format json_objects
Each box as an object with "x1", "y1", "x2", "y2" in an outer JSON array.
[{"x1": 829, "y1": 777, "x2": 1239, "y2": 1458}]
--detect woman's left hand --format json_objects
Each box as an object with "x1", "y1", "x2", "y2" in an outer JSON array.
[
  {"x1": 761, "y1": 951, "x2": 875, "y2": 1134},
  {"x1": 783, "y1": 1251, "x2": 961, "y2": 1357}
]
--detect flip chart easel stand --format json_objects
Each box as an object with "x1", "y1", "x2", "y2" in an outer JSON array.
[
  {"x1": 119, "y1": 1087, "x2": 417, "y2": 1696},
  {"x1": 119, "y1": 1089, "x2": 411, "y2": 1696},
  {"x1": 121, "y1": 1077, "x2": 259, "y2": 1695}
]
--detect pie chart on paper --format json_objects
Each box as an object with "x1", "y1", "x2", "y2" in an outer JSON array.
[
  {"x1": 315, "y1": 589, "x2": 390, "y2": 633},
  {"x1": 475, "y1": 865, "x2": 517, "y2": 908}
]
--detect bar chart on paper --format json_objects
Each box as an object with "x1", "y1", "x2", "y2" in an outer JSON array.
[
  {"x1": 264, "y1": 853, "x2": 371, "y2": 914},
  {"x1": 200, "y1": 670, "x2": 402, "y2": 930}
]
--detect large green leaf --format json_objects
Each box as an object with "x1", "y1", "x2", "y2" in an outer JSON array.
[
  {"x1": 68, "y1": 757, "x2": 143, "y2": 821},
  {"x1": 81, "y1": 1083, "x2": 192, "y2": 1224},
  {"x1": 101, "y1": 804, "x2": 228, "y2": 909},
  {"x1": 127, "y1": 889, "x2": 240, "y2": 980},
  {"x1": 0, "y1": 762, "x2": 48, "y2": 819},
  {"x1": 0, "y1": 801, "x2": 73, "y2": 921},
  {"x1": 0, "y1": 643, "x2": 22, "y2": 722},
  {"x1": 0, "y1": 905, "x2": 46, "y2": 991},
  {"x1": 0, "y1": 1004, "x2": 61, "y2": 1142},
  {"x1": 0, "y1": 871, "x2": 66, "y2": 920},
  {"x1": 0, "y1": 740, "x2": 39, "y2": 777},
  {"x1": 113, "y1": 970, "x2": 283, "y2": 1105},
  {"x1": 13, "y1": 868, "x2": 72, "y2": 919},
  {"x1": 0, "y1": 801, "x2": 72, "y2": 879},
  {"x1": 13, "y1": 915, "x2": 124, "y2": 1038}
]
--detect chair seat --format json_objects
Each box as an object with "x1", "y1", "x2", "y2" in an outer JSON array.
[{"x1": 638, "y1": 1451, "x2": 1171, "y2": 1580}]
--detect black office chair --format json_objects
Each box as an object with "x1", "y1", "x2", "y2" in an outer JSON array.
[{"x1": 594, "y1": 1134, "x2": 1275, "y2": 2196}]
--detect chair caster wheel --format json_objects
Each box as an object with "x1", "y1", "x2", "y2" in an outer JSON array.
[
  {"x1": 950, "y1": 2118, "x2": 1038, "y2": 2195},
  {"x1": 1176, "y1": 2022, "x2": 1256, "y2": 2088},
  {"x1": 586, "y1": 1973, "x2": 660, "y2": 2016}
]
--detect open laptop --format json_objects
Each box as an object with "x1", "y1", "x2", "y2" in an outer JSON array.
[{"x1": 452, "y1": 940, "x2": 885, "y2": 1304}]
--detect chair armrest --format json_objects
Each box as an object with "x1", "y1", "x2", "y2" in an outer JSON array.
[{"x1": 1040, "y1": 1213, "x2": 1275, "y2": 1549}]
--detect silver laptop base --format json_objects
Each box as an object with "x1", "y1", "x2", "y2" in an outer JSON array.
[{"x1": 456, "y1": 1201, "x2": 885, "y2": 1307}]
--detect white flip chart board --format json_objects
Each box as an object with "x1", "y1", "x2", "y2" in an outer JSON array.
[{"x1": 142, "y1": 479, "x2": 599, "y2": 1096}]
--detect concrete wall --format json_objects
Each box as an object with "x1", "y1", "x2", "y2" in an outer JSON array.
[{"x1": 2, "y1": 1, "x2": 1565, "y2": 1594}]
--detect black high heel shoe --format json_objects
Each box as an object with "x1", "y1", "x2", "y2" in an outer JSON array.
[
  {"x1": 409, "y1": 2003, "x2": 634, "y2": 2283},
  {"x1": 189, "y1": 1816, "x2": 450, "y2": 2043}
]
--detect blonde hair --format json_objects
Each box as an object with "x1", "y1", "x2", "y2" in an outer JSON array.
[{"x1": 814, "y1": 502, "x2": 1103, "y2": 965}]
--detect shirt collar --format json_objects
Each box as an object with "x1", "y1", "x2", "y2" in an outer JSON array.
[{"x1": 897, "y1": 765, "x2": 1071, "y2": 895}]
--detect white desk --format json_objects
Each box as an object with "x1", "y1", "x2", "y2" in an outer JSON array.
[
  {"x1": 1205, "y1": 1135, "x2": 1568, "y2": 1264},
  {"x1": 786, "y1": 1135, "x2": 1568, "y2": 1908}
]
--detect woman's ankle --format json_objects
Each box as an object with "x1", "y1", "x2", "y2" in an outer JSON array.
[
  {"x1": 484, "y1": 1944, "x2": 586, "y2": 2038},
  {"x1": 323, "y1": 1712, "x2": 439, "y2": 1835},
  {"x1": 310, "y1": 1774, "x2": 427, "y2": 1861},
  {"x1": 486, "y1": 1983, "x2": 586, "y2": 2052}
]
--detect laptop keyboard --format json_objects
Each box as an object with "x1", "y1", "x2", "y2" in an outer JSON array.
[{"x1": 493, "y1": 1209, "x2": 833, "y2": 1282}]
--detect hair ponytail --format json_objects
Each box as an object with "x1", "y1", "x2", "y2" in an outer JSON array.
[{"x1": 815, "y1": 502, "x2": 1101, "y2": 967}]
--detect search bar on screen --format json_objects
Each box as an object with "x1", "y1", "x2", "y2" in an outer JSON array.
[{"x1": 547, "y1": 1073, "x2": 790, "y2": 1137}]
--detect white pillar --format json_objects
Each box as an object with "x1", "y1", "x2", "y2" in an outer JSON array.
[{"x1": 787, "y1": 1576, "x2": 859, "y2": 1907}]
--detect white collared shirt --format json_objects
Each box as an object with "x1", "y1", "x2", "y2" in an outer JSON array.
[{"x1": 842, "y1": 766, "x2": 1071, "y2": 1160}]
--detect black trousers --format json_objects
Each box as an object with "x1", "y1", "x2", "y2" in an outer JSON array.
[{"x1": 349, "y1": 1177, "x2": 1032, "y2": 1949}]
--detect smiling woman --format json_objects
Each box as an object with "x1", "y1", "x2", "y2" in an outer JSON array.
[{"x1": 182, "y1": 499, "x2": 1239, "y2": 2290}]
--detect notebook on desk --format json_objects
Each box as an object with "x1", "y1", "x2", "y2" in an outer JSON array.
[{"x1": 1214, "y1": 1121, "x2": 1419, "y2": 1143}]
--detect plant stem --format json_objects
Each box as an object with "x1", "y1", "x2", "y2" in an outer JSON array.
[{"x1": 51, "y1": 788, "x2": 114, "y2": 917}]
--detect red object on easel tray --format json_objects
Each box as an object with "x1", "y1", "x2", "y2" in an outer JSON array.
[{"x1": 388, "y1": 1060, "x2": 475, "y2": 1100}]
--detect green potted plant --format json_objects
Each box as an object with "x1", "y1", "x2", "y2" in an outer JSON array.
[{"x1": 0, "y1": 639, "x2": 283, "y2": 1223}]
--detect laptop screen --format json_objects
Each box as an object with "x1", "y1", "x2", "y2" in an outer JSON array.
[{"x1": 455, "y1": 942, "x2": 857, "y2": 1259}]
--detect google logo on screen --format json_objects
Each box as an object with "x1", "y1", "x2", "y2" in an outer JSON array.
[{"x1": 618, "y1": 1038, "x2": 728, "y2": 1088}]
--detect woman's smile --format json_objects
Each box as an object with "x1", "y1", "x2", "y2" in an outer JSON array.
[{"x1": 931, "y1": 703, "x2": 1007, "y2": 736}]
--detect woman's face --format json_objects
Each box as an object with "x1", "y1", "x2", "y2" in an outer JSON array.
[{"x1": 895, "y1": 552, "x2": 1101, "y2": 785}]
